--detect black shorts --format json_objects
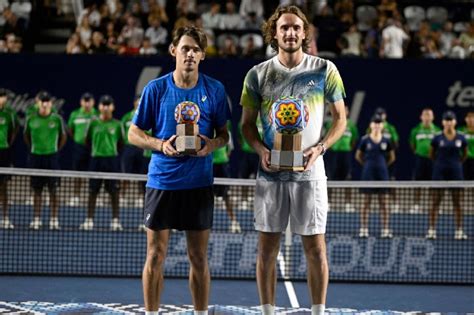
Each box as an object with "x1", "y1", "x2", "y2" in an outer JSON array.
[
  {"x1": 29, "y1": 153, "x2": 61, "y2": 192},
  {"x1": 121, "y1": 145, "x2": 144, "y2": 174},
  {"x1": 0, "y1": 148, "x2": 12, "y2": 183},
  {"x1": 213, "y1": 163, "x2": 230, "y2": 197},
  {"x1": 414, "y1": 156, "x2": 433, "y2": 180},
  {"x1": 238, "y1": 152, "x2": 259, "y2": 179},
  {"x1": 72, "y1": 142, "x2": 91, "y2": 171},
  {"x1": 144, "y1": 186, "x2": 214, "y2": 231},
  {"x1": 464, "y1": 158, "x2": 474, "y2": 180},
  {"x1": 89, "y1": 157, "x2": 120, "y2": 194}
]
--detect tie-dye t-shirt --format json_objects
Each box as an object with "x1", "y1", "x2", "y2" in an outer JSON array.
[{"x1": 240, "y1": 54, "x2": 345, "y2": 181}]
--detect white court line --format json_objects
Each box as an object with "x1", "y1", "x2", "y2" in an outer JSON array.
[{"x1": 277, "y1": 252, "x2": 299, "y2": 308}]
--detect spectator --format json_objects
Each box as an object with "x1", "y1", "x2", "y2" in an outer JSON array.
[
  {"x1": 422, "y1": 36, "x2": 442, "y2": 59},
  {"x1": 76, "y1": 15, "x2": 92, "y2": 48},
  {"x1": 118, "y1": 16, "x2": 144, "y2": 55},
  {"x1": 67, "y1": 93, "x2": 98, "y2": 207},
  {"x1": 438, "y1": 21, "x2": 456, "y2": 57},
  {"x1": 377, "y1": 0, "x2": 399, "y2": 19},
  {"x1": 219, "y1": 35, "x2": 238, "y2": 57},
  {"x1": 139, "y1": 36, "x2": 157, "y2": 54},
  {"x1": 145, "y1": 15, "x2": 167, "y2": 50},
  {"x1": 66, "y1": 33, "x2": 84, "y2": 54},
  {"x1": 339, "y1": 24, "x2": 361, "y2": 57},
  {"x1": 219, "y1": 1, "x2": 243, "y2": 30},
  {"x1": 427, "y1": 111, "x2": 468, "y2": 240},
  {"x1": 201, "y1": 2, "x2": 222, "y2": 30},
  {"x1": 212, "y1": 122, "x2": 241, "y2": 233},
  {"x1": 459, "y1": 111, "x2": 474, "y2": 181},
  {"x1": 24, "y1": 91, "x2": 67, "y2": 230},
  {"x1": 239, "y1": 0, "x2": 263, "y2": 19},
  {"x1": 242, "y1": 11, "x2": 264, "y2": 31},
  {"x1": 313, "y1": 4, "x2": 344, "y2": 54},
  {"x1": 408, "y1": 108, "x2": 440, "y2": 213},
  {"x1": 379, "y1": 18, "x2": 409, "y2": 58},
  {"x1": 356, "y1": 114, "x2": 395, "y2": 238},
  {"x1": 241, "y1": 34, "x2": 261, "y2": 58},
  {"x1": 80, "y1": 95, "x2": 124, "y2": 231},
  {"x1": 363, "y1": 20, "x2": 380, "y2": 58},
  {"x1": 2, "y1": 7, "x2": 27, "y2": 36},
  {"x1": 448, "y1": 38, "x2": 467, "y2": 59},
  {"x1": 325, "y1": 106, "x2": 358, "y2": 212},
  {"x1": 334, "y1": 0, "x2": 354, "y2": 25},
  {"x1": 459, "y1": 21, "x2": 474, "y2": 54},
  {"x1": 0, "y1": 88, "x2": 19, "y2": 229},
  {"x1": 88, "y1": 31, "x2": 113, "y2": 54}
]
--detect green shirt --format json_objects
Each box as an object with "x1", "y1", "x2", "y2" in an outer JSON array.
[
  {"x1": 327, "y1": 119, "x2": 359, "y2": 152},
  {"x1": 25, "y1": 113, "x2": 66, "y2": 155},
  {"x1": 26, "y1": 103, "x2": 58, "y2": 118},
  {"x1": 0, "y1": 106, "x2": 18, "y2": 149},
  {"x1": 87, "y1": 118, "x2": 124, "y2": 157},
  {"x1": 238, "y1": 120, "x2": 262, "y2": 154},
  {"x1": 458, "y1": 126, "x2": 474, "y2": 159},
  {"x1": 67, "y1": 107, "x2": 99, "y2": 145},
  {"x1": 121, "y1": 109, "x2": 136, "y2": 145},
  {"x1": 409, "y1": 123, "x2": 441, "y2": 158},
  {"x1": 213, "y1": 121, "x2": 232, "y2": 164},
  {"x1": 143, "y1": 130, "x2": 152, "y2": 158}
]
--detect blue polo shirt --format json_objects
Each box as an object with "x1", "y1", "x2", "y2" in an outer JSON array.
[{"x1": 133, "y1": 72, "x2": 230, "y2": 190}]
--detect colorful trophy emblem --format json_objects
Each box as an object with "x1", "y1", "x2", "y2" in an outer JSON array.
[
  {"x1": 174, "y1": 101, "x2": 201, "y2": 154},
  {"x1": 270, "y1": 96, "x2": 308, "y2": 171}
]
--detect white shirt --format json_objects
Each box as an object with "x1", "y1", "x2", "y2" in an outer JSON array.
[
  {"x1": 145, "y1": 26, "x2": 168, "y2": 46},
  {"x1": 382, "y1": 25, "x2": 409, "y2": 58}
]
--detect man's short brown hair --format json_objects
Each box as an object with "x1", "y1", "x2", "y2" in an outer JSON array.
[
  {"x1": 262, "y1": 5, "x2": 311, "y2": 52},
  {"x1": 172, "y1": 26, "x2": 207, "y2": 51}
]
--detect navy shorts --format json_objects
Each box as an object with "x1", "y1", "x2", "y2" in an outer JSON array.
[
  {"x1": 121, "y1": 145, "x2": 144, "y2": 174},
  {"x1": 239, "y1": 152, "x2": 259, "y2": 179},
  {"x1": 89, "y1": 157, "x2": 120, "y2": 194},
  {"x1": 360, "y1": 163, "x2": 389, "y2": 194},
  {"x1": 213, "y1": 163, "x2": 230, "y2": 197},
  {"x1": 413, "y1": 156, "x2": 433, "y2": 180},
  {"x1": 432, "y1": 164, "x2": 464, "y2": 181},
  {"x1": 144, "y1": 186, "x2": 214, "y2": 231},
  {"x1": 72, "y1": 142, "x2": 91, "y2": 171},
  {"x1": 464, "y1": 159, "x2": 474, "y2": 180},
  {"x1": 29, "y1": 153, "x2": 61, "y2": 192},
  {"x1": 0, "y1": 148, "x2": 12, "y2": 183},
  {"x1": 326, "y1": 151, "x2": 352, "y2": 180}
]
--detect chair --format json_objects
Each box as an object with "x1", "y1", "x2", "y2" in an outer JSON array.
[
  {"x1": 356, "y1": 5, "x2": 378, "y2": 32},
  {"x1": 426, "y1": 6, "x2": 448, "y2": 25},
  {"x1": 404, "y1": 5, "x2": 425, "y2": 31}
]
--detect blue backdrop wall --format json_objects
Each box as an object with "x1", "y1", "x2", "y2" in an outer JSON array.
[{"x1": 2, "y1": 54, "x2": 473, "y2": 179}]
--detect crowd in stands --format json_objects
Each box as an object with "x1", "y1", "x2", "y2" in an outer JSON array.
[
  {"x1": 1, "y1": 0, "x2": 473, "y2": 57},
  {"x1": 60, "y1": 0, "x2": 474, "y2": 59},
  {"x1": 0, "y1": 0, "x2": 31, "y2": 52}
]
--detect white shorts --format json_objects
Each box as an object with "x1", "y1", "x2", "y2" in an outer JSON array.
[{"x1": 254, "y1": 179, "x2": 328, "y2": 235}]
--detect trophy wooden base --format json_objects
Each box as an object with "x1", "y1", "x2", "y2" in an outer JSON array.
[
  {"x1": 270, "y1": 150, "x2": 304, "y2": 171},
  {"x1": 270, "y1": 133, "x2": 304, "y2": 171},
  {"x1": 176, "y1": 124, "x2": 201, "y2": 154}
]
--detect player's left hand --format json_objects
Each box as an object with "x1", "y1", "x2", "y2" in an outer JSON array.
[
  {"x1": 303, "y1": 145, "x2": 323, "y2": 171},
  {"x1": 195, "y1": 134, "x2": 215, "y2": 157}
]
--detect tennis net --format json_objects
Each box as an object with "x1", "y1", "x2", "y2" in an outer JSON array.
[{"x1": 0, "y1": 167, "x2": 472, "y2": 284}]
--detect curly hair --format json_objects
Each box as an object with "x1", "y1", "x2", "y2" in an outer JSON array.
[
  {"x1": 171, "y1": 26, "x2": 207, "y2": 51},
  {"x1": 262, "y1": 5, "x2": 311, "y2": 53}
]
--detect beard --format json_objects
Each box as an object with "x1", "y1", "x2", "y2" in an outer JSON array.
[{"x1": 278, "y1": 39, "x2": 303, "y2": 53}]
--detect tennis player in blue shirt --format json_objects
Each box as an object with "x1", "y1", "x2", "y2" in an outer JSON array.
[
  {"x1": 128, "y1": 26, "x2": 230, "y2": 315},
  {"x1": 427, "y1": 110, "x2": 468, "y2": 240}
]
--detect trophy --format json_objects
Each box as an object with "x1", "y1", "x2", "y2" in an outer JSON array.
[
  {"x1": 174, "y1": 101, "x2": 201, "y2": 154},
  {"x1": 270, "y1": 96, "x2": 308, "y2": 171}
]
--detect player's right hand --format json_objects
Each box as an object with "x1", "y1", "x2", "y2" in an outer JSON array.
[{"x1": 259, "y1": 148, "x2": 274, "y2": 172}]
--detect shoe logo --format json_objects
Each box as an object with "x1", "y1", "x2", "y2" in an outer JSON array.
[
  {"x1": 146, "y1": 213, "x2": 150, "y2": 221},
  {"x1": 307, "y1": 80, "x2": 315, "y2": 86},
  {"x1": 201, "y1": 95, "x2": 207, "y2": 102}
]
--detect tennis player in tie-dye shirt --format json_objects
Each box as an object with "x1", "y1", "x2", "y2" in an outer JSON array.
[{"x1": 240, "y1": 6, "x2": 347, "y2": 315}]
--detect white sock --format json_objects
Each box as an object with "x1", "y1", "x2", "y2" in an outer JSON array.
[
  {"x1": 261, "y1": 304, "x2": 275, "y2": 315},
  {"x1": 145, "y1": 312, "x2": 159, "y2": 315},
  {"x1": 194, "y1": 311, "x2": 208, "y2": 315},
  {"x1": 312, "y1": 304, "x2": 325, "y2": 315}
]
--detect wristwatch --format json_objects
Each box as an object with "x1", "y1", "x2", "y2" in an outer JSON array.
[{"x1": 316, "y1": 142, "x2": 327, "y2": 155}]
